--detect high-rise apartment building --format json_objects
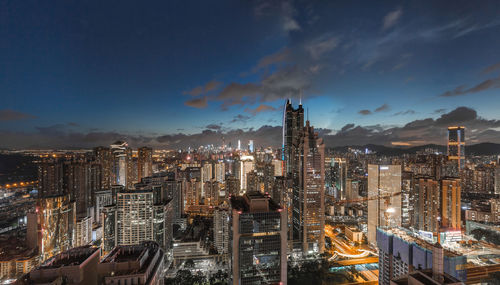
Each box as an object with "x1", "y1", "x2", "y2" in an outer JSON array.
[
  {"x1": 440, "y1": 178, "x2": 461, "y2": 231},
  {"x1": 103, "y1": 186, "x2": 172, "y2": 251},
  {"x1": 214, "y1": 206, "x2": 230, "y2": 255},
  {"x1": 376, "y1": 227, "x2": 466, "y2": 285},
  {"x1": 414, "y1": 177, "x2": 461, "y2": 233},
  {"x1": 32, "y1": 194, "x2": 76, "y2": 261},
  {"x1": 38, "y1": 159, "x2": 65, "y2": 198},
  {"x1": 137, "y1": 147, "x2": 153, "y2": 182},
  {"x1": 215, "y1": 161, "x2": 225, "y2": 183},
  {"x1": 230, "y1": 192, "x2": 287, "y2": 285},
  {"x1": 94, "y1": 147, "x2": 113, "y2": 190},
  {"x1": 447, "y1": 126, "x2": 465, "y2": 170},
  {"x1": 226, "y1": 175, "x2": 240, "y2": 196},
  {"x1": 367, "y1": 164, "x2": 402, "y2": 245},
  {"x1": 239, "y1": 156, "x2": 255, "y2": 192},
  {"x1": 293, "y1": 121, "x2": 325, "y2": 253}
]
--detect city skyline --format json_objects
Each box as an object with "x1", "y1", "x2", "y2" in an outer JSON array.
[{"x1": 2, "y1": 1, "x2": 500, "y2": 149}]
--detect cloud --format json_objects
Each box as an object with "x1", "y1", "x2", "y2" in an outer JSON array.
[
  {"x1": 440, "y1": 76, "x2": 500, "y2": 97},
  {"x1": 230, "y1": 114, "x2": 251, "y2": 124},
  {"x1": 244, "y1": 104, "x2": 277, "y2": 115},
  {"x1": 217, "y1": 66, "x2": 311, "y2": 109},
  {"x1": 254, "y1": 48, "x2": 290, "y2": 72},
  {"x1": 1, "y1": 107, "x2": 499, "y2": 149},
  {"x1": 0, "y1": 109, "x2": 36, "y2": 121},
  {"x1": 306, "y1": 35, "x2": 339, "y2": 59},
  {"x1": 393, "y1": 110, "x2": 416, "y2": 116},
  {"x1": 359, "y1": 104, "x2": 390, "y2": 115},
  {"x1": 358, "y1": 109, "x2": 372, "y2": 115},
  {"x1": 434, "y1": 108, "x2": 446, "y2": 114},
  {"x1": 281, "y1": 1, "x2": 301, "y2": 32},
  {"x1": 184, "y1": 80, "x2": 222, "y2": 96},
  {"x1": 205, "y1": 124, "x2": 222, "y2": 131},
  {"x1": 382, "y1": 8, "x2": 402, "y2": 30},
  {"x1": 374, "y1": 104, "x2": 390, "y2": 112},
  {"x1": 482, "y1": 62, "x2": 500, "y2": 74},
  {"x1": 185, "y1": 96, "x2": 208, "y2": 108}
]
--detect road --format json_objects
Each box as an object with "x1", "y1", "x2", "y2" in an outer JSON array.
[{"x1": 336, "y1": 257, "x2": 379, "y2": 266}]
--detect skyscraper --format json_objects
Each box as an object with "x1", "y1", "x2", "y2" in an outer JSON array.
[
  {"x1": 283, "y1": 99, "x2": 304, "y2": 178},
  {"x1": 414, "y1": 177, "x2": 461, "y2": 234},
  {"x1": 367, "y1": 164, "x2": 402, "y2": 245},
  {"x1": 230, "y1": 192, "x2": 287, "y2": 285},
  {"x1": 94, "y1": 146, "x2": 113, "y2": 190},
  {"x1": 248, "y1": 140, "x2": 254, "y2": 153},
  {"x1": 110, "y1": 141, "x2": 133, "y2": 187},
  {"x1": 239, "y1": 155, "x2": 254, "y2": 192},
  {"x1": 293, "y1": 121, "x2": 325, "y2": 253},
  {"x1": 137, "y1": 146, "x2": 153, "y2": 182},
  {"x1": 447, "y1": 126, "x2": 465, "y2": 170},
  {"x1": 283, "y1": 99, "x2": 304, "y2": 245},
  {"x1": 214, "y1": 205, "x2": 230, "y2": 255},
  {"x1": 33, "y1": 194, "x2": 76, "y2": 261}
]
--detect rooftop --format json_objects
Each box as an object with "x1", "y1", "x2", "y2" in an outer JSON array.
[
  {"x1": 230, "y1": 191, "x2": 282, "y2": 213},
  {"x1": 379, "y1": 227, "x2": 461, "y2": 257},
  {"x1": 40, "y1": 246, "x2": 99, "y2": 269}
]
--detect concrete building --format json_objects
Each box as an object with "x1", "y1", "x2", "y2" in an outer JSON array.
[
  {"x1": 345, "y1": 227, "x2": 364, "y2": 243},
  {"x1": 230, "y1": 192, "x2": 287, "y2": 285},
  {"x1": 19, "y1": 246, "x2": 100, "y2": 285},
  {"x1": 414, "y1": 178, "x2": 461, "y2": 233},
  {"x1": 137, "y1": 146, "x2": 153, "y2": 182},
  {"x1": 376, "y1": 227, "x2": 466, "y2": 285},
  {"x1": 293, "y1": 121, "x2": 325, "y2": 254},
  {"x1": 75, "y1": 216, "x2": 92, "y2": 247},
  {"x1": 31, "y1": 194, "x2": 76, "y2": 261},
  {"x1": 98, "y1": 241, "x2": 164, "y2": 285},
  {"x1": 239, "y1": 156, "x2": 255, "y2": 192},
  {"x1": 214, "y1": 206, "x2": 230, "y2": 255},
  {"x1": 367, "y1": 164, "x2": 402, "y2": 245}
]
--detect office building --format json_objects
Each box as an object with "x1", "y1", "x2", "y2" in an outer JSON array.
[
  {"x1": 230, "y1": 192, "x2": 287, "y2": 285},
  {"x1": 447, "y1": 127, "x2": 465, "y2": 170},
  {"x1": 248, "y1": 140, "x2": 254, "y2": 153},
  {"x1": 367, "y1": 164, "x2": 402, "y2": 245},
  {"x1": 293, "y1": 121, "x2": 325, "y2": 253},
  {"x1": 137, "y1": 146, "x2": 153, "y2": 182}
]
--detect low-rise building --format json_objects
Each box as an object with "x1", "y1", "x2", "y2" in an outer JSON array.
[
  {"x1": 98, "y1": 241, "x2": 164, "y2": 285},
  {"x1": 18, "y1": 246, "x2": 100, "y2": 285}
]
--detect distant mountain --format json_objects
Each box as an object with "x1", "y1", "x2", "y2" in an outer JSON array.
[{"x1": 330, "y1": 143, "x2": 500, "y2": 156}]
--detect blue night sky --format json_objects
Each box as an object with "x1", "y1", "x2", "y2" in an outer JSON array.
[{"x1": 1, "y1": 0, "x2": 500, "y2": 148}]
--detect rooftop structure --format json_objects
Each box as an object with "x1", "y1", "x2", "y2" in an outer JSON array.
[
  {"x1": 98, "y1": 241, "x2": 164, "y2": 285},
  {"x1": 19, "y1": 246, "x2": 100, "y2": 285}
]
